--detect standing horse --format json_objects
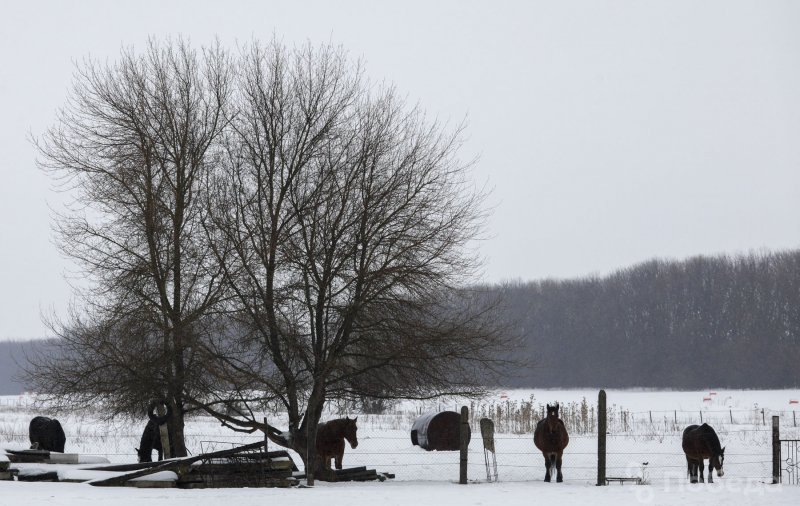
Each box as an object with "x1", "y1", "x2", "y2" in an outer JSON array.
[
  {"x1": 316, "y1": 417, "x2": 359, "y2": 470},
  {"x1": 136, "y1": 401, "x2": 173, "y2": 463},
  {"x1": 533, "y1": 403, "x2": 569, "y2": 482},
  {"x1": 682, "y1": 423, "x2": 725, "y2": 483}
]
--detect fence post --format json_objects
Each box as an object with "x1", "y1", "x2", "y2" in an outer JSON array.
[
  {"x1": 460, "y1": 405, "x2": 469, "y2": 484},
  {"x1": 155, "y1": 402, "x2": 171, "y2": 460},
  {"x1": 772, "y1": 416, "x2": 780, "y2": 484},
  {"x1": 264, "y1": 416, "x2": 269, "y2": 459},
  {"x1": 597, "y1": 389, "x2": 607, "y2": 486}
]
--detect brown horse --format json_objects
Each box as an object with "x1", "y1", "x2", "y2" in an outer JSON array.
[
  {"x1": 533, "y1": 403, "x2": 569, "y2": 482},
  {"x1": 682, "y1": 423, "x2": 725, "y2": 483},
  {"x1": 316, "y1": 417, "x2": 359, "y2": 470}
]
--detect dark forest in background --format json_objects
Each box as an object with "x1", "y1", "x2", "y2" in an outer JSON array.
[
  {"x1": 0, "y1": 340, "x2": 53, "y2": 394},
  {"x1": 498, "y1": 250, "x2": 800, "y2": 389},
  {"x1": 2, "y1": 250, "x2": 800, "y2": 393}
]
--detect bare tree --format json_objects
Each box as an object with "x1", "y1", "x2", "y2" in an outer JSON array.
[
  {"x1": 193, "y1": 40, "x2": 514, "y2": 483},
  {"x1": 28, "y1": 38, "x2": 232, "y2": 457}
]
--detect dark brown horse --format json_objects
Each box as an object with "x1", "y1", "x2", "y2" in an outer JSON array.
[
  {"x1": 682, "y1": 423, "x2": 725, "y2": 483},
  {"x1": 316, "y1": 417, "x2": 359, "y2": 470},
  {"x1": 533, "y1": 403, "x2": 569, "y2": 482}
]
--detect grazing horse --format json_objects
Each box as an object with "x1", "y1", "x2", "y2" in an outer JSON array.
[
  {"x1": 136, "y1": 402, "x2": 173, "y2": 463},
  {"x1": 682, "y1": 423, "x2": 725, "y2": 483},
  {"x1": 316, "y1": 417, "x2": 359, "y2": 470},
  {"x1": 29, "y1": 416, "x2": 66, "y2": 453},
  {"x1": 533, "y1": 403, "x2": 569, "y2": 482}
]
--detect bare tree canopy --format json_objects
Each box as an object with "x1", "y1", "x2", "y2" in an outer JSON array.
[
  {"x1": 194, "y1": 40, "x2": 515, "y2": 481},
  {"x1": 26, "y1": 37, "x2": 516, "y2": 480},
  {"x1": 28, "y1": 38, "x2": 233, "y2": 457}
]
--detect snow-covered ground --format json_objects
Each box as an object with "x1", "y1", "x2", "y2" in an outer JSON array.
[
  {"x1": 2, "y1": 389, "x2": 800, "y2": 505},
  {"x1": 2, "y1": 475, "x2": 799, "y2": 506}
]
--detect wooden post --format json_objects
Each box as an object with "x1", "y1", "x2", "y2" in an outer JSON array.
[
  {"x1": 597, "y1": 389, "x2": 606, "y2": 486},
  {"x1": 264, "y1": 416, "x2": 269, "y2": 456},
  {"x1": 460, "y1": 405, "x2": 469, "y2": 484},
  {"x1": 700, "y1": 410, "x2": 703, "y2": 424},
  {"x1": 155, "y1": 403, "x2": 171, "y2": 460},
  {"x1": 730, "y1": 410, "x2": 733, "y2": 424},
  {"x1": 772, "y1": 416, "x2": 780, "y2": 484}
]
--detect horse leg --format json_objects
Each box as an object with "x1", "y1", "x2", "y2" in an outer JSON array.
[
  {"x1": 334, "y1": 441, "x2": 345, "y2": 470},
  {"x1": 543, "y1": 454, "x2": 552, "y2": 482},
  {"x1": 318, "y1": 453, "x2": 330, "y2": 471},
  {"x1": 698, "y1": 459, "x2": 705, "y2": 483},
  {"x1": 707, "y1": 459, "x2": 714, "y2": 483},
  {"x1": 555, "y1": 452, "x2": 564, "y2": 483},
  {"x1": 689, "y1": 459, "x2": 698, "y2": 483}
]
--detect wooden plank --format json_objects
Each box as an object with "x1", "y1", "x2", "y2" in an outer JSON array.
[
  {"x1": 17, "y1": 471, "x2": 59, "y2": 482},
  {"x1": 83, "y1": 462, "x2": 164, "y2": 472},
  {"x1": 126, "y1": 480, "x2": 176, "y2": 488},
  {"x1": 4, "y1": 449, "x2": 51, "y2": 463},
  {"x1": 1, "y1": 470, "x2": 19, "y2": 481},
  {"x1": 334, "y1": 466, "x2": 368, "y2": 476}
]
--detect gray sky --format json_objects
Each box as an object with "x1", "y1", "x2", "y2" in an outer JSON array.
[{"x1": 1, "y1": 0, "x2": 799, "y2": 340}]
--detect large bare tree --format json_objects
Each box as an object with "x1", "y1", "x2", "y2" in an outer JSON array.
[
  {"x1": 192, "y1": 41, "x2": 514, "y2": 482},
  {"x1": 28, "y1": 38, "x2": 232, "y2": 457}
]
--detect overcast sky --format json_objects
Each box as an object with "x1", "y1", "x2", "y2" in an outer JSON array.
[{"x1": 1, "y1": 0, "x2": 799, "y2": 340}]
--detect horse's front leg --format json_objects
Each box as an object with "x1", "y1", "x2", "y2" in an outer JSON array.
[
  {"x1": 707, "y1": 461, "x2": 714, "y2": 483},
  {"x1": 698, "y1": 459, "x2": 705, "y2": 483},
  {"x1": 543, "y1": 455, "x2": 552, "y2": 482},
  {"x1": 335, "y1": 451, "x2": 343, "y2": 470},
  {"x1": 555, "y1": 452, "x2": 564, "y2": 483}
]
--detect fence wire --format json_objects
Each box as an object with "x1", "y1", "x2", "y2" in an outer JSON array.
[{"x1": 1, "y1": 396, "x2": 795, "y2": 484}]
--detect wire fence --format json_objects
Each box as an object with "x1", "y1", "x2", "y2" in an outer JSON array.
[
  {"x1": 1, "y1": 394, "x2": 796, "y2": 484},
  {"x1": 0, "y1": 426, "x2": 779, "y2": 484}
]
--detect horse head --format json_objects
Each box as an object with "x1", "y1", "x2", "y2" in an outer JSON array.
[
  {"x1": 545, "y1": 404, "x2": 561, "y2": 431},
  {"x1": 711, "y1": 446, "x2": 725, "y2": 477},
  {"x1": 343, "y1": 416, "x2": 359, "y2": 449}
]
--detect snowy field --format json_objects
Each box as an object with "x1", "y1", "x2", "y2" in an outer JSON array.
[{"x1": 2, "y1": 389, "x2": 800, "y2": 505}]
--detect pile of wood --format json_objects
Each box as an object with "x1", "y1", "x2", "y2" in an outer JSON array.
[
  {"x1": 301, "y1": 466, "x2": 395, "y2": 482},
  {"x1": 3, "y1": 442, "x2": 394, "y2": 488},
  {"x1": 179, "y1": 450, "x2": 298, "y2": 489},
  {"x1": 85, "y1": 441, "x2": 299, "y2": 489}
]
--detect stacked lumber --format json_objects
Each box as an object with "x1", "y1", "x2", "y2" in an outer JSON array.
[
  {"x1": 300, "y1": 466, "x2": 395, "y2": 482},
  {"x1": 178, "y1": 450, "x2": 299, "y2": 489}
]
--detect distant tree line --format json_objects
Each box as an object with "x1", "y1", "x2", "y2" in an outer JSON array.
[{"x1": 497, "y1": 250, "x2": 800, "y2": 389}]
